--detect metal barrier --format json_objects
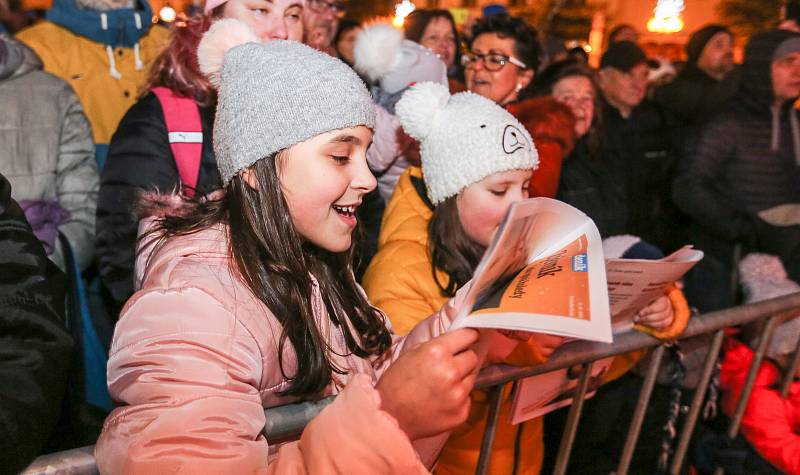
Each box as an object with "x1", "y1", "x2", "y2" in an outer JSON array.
[{"x1": 21, "y1": 292, "x2": 800, "y2": 475}]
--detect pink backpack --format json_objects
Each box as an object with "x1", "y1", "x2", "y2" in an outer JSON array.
[{"x1": 152, "y1": 87, "x2": 203, "y2": 197}]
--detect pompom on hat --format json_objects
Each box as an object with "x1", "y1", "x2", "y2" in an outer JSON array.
[
  {"x1": 197, "y1": 19, "x2": 376, "y2": 185},
  {"x1": 396, "y1": 82, "x2": 538, "y2": 204},
  {"x1": 353, "y1": 23, "x2": 447, "y2": 95}
]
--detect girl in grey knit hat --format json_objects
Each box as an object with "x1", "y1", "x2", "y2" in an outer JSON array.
[{"x1": 95, "y1": 18, "x2": 489, "y2": 474}]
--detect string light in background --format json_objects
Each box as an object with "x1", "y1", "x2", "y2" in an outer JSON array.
[
  {"x1": 646, "y1": 0, "x2": 685, "y2": 33},
  {"x1": 392, "y1": 0, "x2": 416, "y2": 28},
  {"x1": 158, "y1": 5, "x2": 177, "y2": 23}
]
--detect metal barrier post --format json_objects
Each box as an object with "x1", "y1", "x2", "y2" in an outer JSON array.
[
  {"x1": 475, "y1": 384, "x2": 505, "y2": 475},
  {"x1": 713, "y1": 316, "x2": 780, "y2": 475},
  {"x1": 616, "y1": 345, "x2": 666, "y2": 475},
  {"x1": 552, "y1": 361, "x2": 594, "y2": 475},
  {"x1": 781, "y1": 334, "x2": 800, "y2": 399},
  {"x1": 669, "y1": 329, "x2": 725, "y2": 475}
]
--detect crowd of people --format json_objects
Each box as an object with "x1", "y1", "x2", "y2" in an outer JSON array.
[{"x1": 1, "y1": 0, "x2": 800, "y2": 474}]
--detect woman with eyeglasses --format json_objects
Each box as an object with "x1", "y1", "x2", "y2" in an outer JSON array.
[
  {"x1": 304, "y1": 0, "x2": 346, "y2": 55},
  {"x1": 463, "y1": 14, "x2": 539, "y2": 106},
  {"x1": 96, "y1": 0, "x2": 304, "y2": 315},
  {"x1": 464, "y1": 15, "x2": 569, "y2": 200}
]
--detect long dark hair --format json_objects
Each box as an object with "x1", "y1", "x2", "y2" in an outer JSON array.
[
  {"x1": 427, "y1": 196, "x2": 484, "y2": 297},
  {"x1": 141, "y1": 152, "x2": 392, "y2": 398}
]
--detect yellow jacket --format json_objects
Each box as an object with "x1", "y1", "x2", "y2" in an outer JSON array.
[
  {"x1": 17, "y1": 20, "x2": 168, "y2": 164},
  {"x1": 364, "y1": 166, "x2": 545, "y2": 475}
]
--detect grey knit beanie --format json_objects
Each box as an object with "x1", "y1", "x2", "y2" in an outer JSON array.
[{"x1": 198, "y1": 19, "x2": 376, "y2": 185}]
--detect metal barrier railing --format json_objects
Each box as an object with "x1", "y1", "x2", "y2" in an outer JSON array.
[{"x1": 21, "y1": 292, "x2": 800, "y2": 475}]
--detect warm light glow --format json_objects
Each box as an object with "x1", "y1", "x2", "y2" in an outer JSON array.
[
  {"x1": 393, "y1": 0, "x2": 415, "y2": 29},
  {"x1": 583, "y1": 44, "x2": 593, "y2": 53},
  {"x1": 646, "y1": 0, "x2": 684, "y2": 34},
  {"x1": 159, "y1": 5, "x2": 177, "y2": 22}
]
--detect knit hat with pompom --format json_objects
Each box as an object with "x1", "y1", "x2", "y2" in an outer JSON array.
[
  {"x1": 197, "y1": 19, "x2": 375, "y2": 185},
  {"x1": 740, "y1": 253, "x2": 800, "y2": 359},
  {"x1": 395, "y1": 82, "x2": 538, "y2": 204}
]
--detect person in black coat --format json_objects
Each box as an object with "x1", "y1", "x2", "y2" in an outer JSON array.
[
  {"x1": 596, "y1": 41, "x2": 684, "y2": 253},
  {"x1": 654, "y1": 24, "x2": 739, "y2": 129},
  {"x1": 95, "y1": 17, "x2": 223, "y2": 314},
  {"x1": 0, "y1": 172, "x2": 73, "y2": 475},
  {"x1": 673, "y1": 29, "x2": 800, "y2": 311},
  {"x1": 95, "y1": 93, "x2": 221, "y2": 313}
]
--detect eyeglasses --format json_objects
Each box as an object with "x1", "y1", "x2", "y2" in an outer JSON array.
[
  {"x1": 307, "y1": 0, "x2": 346, "y2": 17},
  {"x1": 461, "y1": 52, "x2": 527, "y2": 71}
]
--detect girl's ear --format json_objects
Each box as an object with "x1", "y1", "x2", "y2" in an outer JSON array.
[{"x1": 240, "y1": 168, "x2": 259, "y2": 190}]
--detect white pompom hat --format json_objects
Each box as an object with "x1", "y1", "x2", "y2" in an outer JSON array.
[{"x1": 395, "y1": 82, "x2": 538, "y2": 204}]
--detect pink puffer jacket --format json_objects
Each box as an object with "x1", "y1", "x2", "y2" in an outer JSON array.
[{"x1": 95, "y1": 221, "x2": 455, "y2": 474}]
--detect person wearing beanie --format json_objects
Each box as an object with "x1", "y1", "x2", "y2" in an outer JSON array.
[
  {"x1": 781, "y1": 0, "x2": 800, "y2": 33},
  {"x1": 94, "y1": 20, "x2": 488, "y2": 474},
  {"x1": 363, "y1": 81, "x2": 684, "y2": 475},
  {"x1": 364, "y1": 81, "x2": 553, "y2": 475},
  {"x1": 96, "y1": 1, "x2": 303, "y2": 315},
  {"x1": 351, "y1": 23, "x2": 447, "y2": 276},
  {"x1": 597, "y1": 40, "x2": 683, "y2": 254},
  {"x1": 16, "y1": 0, "x2": 169, "y2": 168},
  {"x1": 674, "y1": 29, "x2": 800, "y2": 313},
  {"x1": 716, "y1": 254, "x2": 800, "y2": 475},
  {"x1": 654, "y1": 24, "x2": 739, "y2": 126}
]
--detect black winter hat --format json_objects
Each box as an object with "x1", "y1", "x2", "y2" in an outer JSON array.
[
  {"x1": 600, "y1": 41, "x2": 646, "y2": 72},
  {"x1": 685, "y1": 24, "x2": 731, "y2": 66}
]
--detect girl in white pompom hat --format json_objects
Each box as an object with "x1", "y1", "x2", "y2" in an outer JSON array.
[{"x1": 364, "y1": 82, "x2": 686, "y2": 475}]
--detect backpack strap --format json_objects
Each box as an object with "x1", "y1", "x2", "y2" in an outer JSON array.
[{"x1": 152, "y1": 87, "x2": 203, "y2": 197}]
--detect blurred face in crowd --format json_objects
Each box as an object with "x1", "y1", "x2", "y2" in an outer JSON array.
[
  {"x1": 457, "y1": 169, "x2": 532, "y2": 248},
  {"x1": 552, "y1": 75, "x2": 595, "y2": 138},
  {"x1": 419, "y1": 16, "x2": 457, "y2": 69},
  {"x1": 335, "y1": 26, "x2": 361, "y2": 65},
  {"x1": 221, "y1": 0, "x2": 303, "y2": 42},
  {"x1": 772, "y1": 51, "x2": 800, "y2": 102},
  {"x1": 598, "y1": 62, "x2": 648, "y2": 117},
  {"x1": 303, "y1": 0, "x2": 344, "y2": 51},
  {"x1": 697, "y1": 31, "x2": 735, "y2": 80},
  {"x1": 465, "y1": 33, "x2": 534, "y2": 106}
]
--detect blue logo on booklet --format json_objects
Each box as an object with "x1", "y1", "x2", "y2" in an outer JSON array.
[{"x1": 572, "y1": 254, "x2": 588, "y2": 272}]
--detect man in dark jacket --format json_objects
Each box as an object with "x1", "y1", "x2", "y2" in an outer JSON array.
[
  {"x1": 674, "y1": 29, "x2": 800, "y2": 311},
  {"x1": 0, "y1": 172, "x2": 74, "y2": 474},
  {"x1": 654, "y1": 24, "x2": 739, "y2": 128},
  {"x1": 597, "y1": 41, "x2": 683, "y2": 253}
]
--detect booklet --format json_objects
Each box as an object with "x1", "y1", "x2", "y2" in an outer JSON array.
[
  {"x1": 509, "y1": 247, "x2": 703, "y2": 424},
  {"x1": 448, "y1": 198, "x2": 613, "y2": 343}
]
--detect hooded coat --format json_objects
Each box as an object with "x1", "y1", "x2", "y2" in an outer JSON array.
[
  {"x1": 16, "y1": 0, "x2": 169, "y2": 167},
  {"x1": 95, "y1": 195, "x2": 459, "y2": 474},
  {"x1": 0, "y1": 34, "x2": 98, "y2": 270},
  {"x1": 673, "y1": 29, "x2": 800, "y2": 258},
  {"x1": 720, "y1": 340, "x2": 800, "y2": 475}
]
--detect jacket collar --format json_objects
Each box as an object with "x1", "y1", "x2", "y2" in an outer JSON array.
[{"x1": 47, "y1": 0, "x2": 153, "y2": 48}]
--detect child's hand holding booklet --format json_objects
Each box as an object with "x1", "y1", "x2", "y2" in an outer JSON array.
[
  {"x1": 448, "y1": 198, "x2": 702, "y2": 343},
  {"x1": 446, "y1": 198, "x2": 704, "y2": 424}
]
